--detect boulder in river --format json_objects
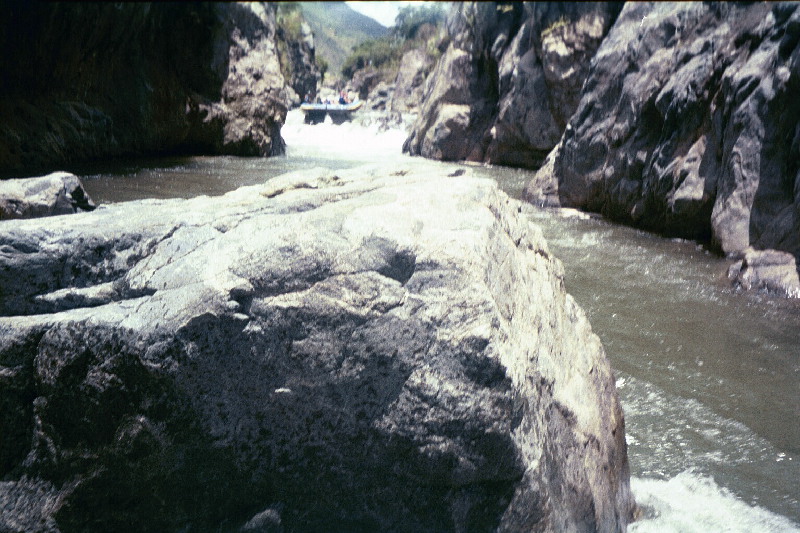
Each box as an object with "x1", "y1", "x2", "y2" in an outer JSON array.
[
  {"x1": 0, "y1": 172, "x2": 95, "y2": 220},
  {"x1": 727, "y1": 247, "x2": 800, "y2": 298},
  {"x1": 0, "y1": 165, "x2": 635, "y2": 531}
]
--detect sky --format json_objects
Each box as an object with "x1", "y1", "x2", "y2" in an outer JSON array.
[{"x1": 345, "y1": 1, "x2": 432, "y2": 28}]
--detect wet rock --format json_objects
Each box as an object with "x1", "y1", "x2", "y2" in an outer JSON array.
[
  {"x1": 0, "y1": 165, "x2": 634, "y2": 532},
  {"x1": 727, "y1": 247, "x2": 800, "y2": 297},
  {"x1": 527, "y1": 2, "x2": 800, "y2": 264},
  {"x1": 0, "y1": 172, "x2": 95, "y2": 220}
]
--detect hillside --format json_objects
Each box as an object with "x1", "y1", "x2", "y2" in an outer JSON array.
[{"x1": 299, "y1": 1, "x2": 387, "y2": 80}]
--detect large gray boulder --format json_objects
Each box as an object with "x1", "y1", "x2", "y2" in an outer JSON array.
[
  {"x1": 0, "y1": 172, "x2": 95, "y2": 220},
  {"x1": 525, "y1": 2, "x2": 800, "y2": 262},
  {"x1": 0, "y1": 165, "x2": 635, "y2": 532}
]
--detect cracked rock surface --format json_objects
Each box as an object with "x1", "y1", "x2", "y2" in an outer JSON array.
[
  {"x1": 0, "y1": 172, "x2": 95, "y2": 221},
  {"x1": 0, "y1": 165, "x2": 634, "y2": 532}
]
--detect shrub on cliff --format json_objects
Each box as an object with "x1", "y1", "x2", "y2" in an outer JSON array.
[
  {"x1": 341, "y1": 4, "x2": 449, "y2": 83},
  {"x1": 341, "y1": 38, "x2": 401, "y2": 80},
  {"x1": 392, "y1": 4, "x2": 447, "y2": 40}
]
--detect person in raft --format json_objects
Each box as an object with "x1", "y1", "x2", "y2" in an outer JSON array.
[{"x1": 338, "y1": 90, "x2": 350, "y2": 105}]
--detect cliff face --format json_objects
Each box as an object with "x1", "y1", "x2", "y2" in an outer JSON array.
[
  {"x1": 277, "y1": 20, "x2": 320, "y2": 104},
  {"x1": 526, "y1": 2, "x2": 800, "y2": 261},
  {"x1": 0, "y1": 2, "x2": 318, "y2": 175},
  {"x1": 403, "y1": 2, "x2": 622, "y2": 167}
]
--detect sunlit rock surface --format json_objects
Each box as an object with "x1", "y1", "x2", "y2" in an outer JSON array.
[
  {"x1": 390, "y1": 48, "x2": 435, "y2": 113},
  {"x1": 403, "y1": 2, "x2": 621, "y2": 167},
  {"x1": 727, "y1": 247, "x2": 800, "y2": 298},
  {"x1": 0, "y1": 165, "x2": 634, "y2": 531},
  {"x1": 0, "y1": 172, "x2": 94, "y2": 220}
]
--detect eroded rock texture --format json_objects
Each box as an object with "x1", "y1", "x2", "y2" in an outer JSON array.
[
  {"x1": 0, "y1": 172, "x2": 94, "y2": 220},
  {"x1": 390, "y1": 48, "x2": 436, "y2": 113},
  {"x1": 277, "y1": 20, "x2": 320, "y2": 106},
  {"x1": 0, "y1": 165, "x2": 634, "y2": 532},
  {"x1": 403, "y1": 2, "x2": 622, "y2": 168},
  {"x1": 0, "y1": 3, "x2": 318, "y2": 175},
  {"x1": 525, "y1": 2, "x2": 800, "y2": 262}
]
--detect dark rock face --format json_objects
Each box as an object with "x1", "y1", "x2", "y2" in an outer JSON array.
[
  {"x1": 525, "y1": 2, "x2": 800, "y2": 264},
  {"x1": 0, "y1": 165, "x2": 635, "y2": 532},
  {"x1": 348, "y1": 67, "x2": 384, "y2": 102},
  {"x1": 403, "y1": 2, "x2": 621, "y2": 167},
  {"x1": 0, "y1": 3, "x2": 316, "y2": 174},
  {"x1": 0, "y1": 172, "x2": 95, "y2": 220},
  {"x1": 277, "y1": 20, "x2": 320, "y2": 105}
]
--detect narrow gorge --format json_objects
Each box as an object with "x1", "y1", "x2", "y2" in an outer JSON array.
[{"x1": 1, "y1": 2, "x2": 798, "y2": 532}]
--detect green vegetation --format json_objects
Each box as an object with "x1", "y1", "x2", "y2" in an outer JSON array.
[
  {"x1": 341, "y1": 38, "x2": 400, "y2": 80},
  {"x1": 275, "y1": 3, "x2": 305, "y2": 88},
  {"x1": 340, "y1": 3, "x2": 448, "y2": 81},
  {"x1": 276, "y1": 2, "x2": 303, "y2": 39},
  {"x1": 298, "y1": 2, "x2": 388, "y2": 83},
  {"x1": 392, "y1": 4, "x2": 447, "y2": 40}
]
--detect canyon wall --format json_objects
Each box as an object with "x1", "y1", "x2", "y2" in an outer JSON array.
[
  {"x1": 403, "y1": 1, "x2": 800, "y2": 292},
  {"x1": 525, "y1": 2, "x2": 800, "y2": 261},
  {"x1": 403, "y1": 2, "x2": 622, "y2": 168},
  {"x1": 0, "y1": 2, "x2": 318, "y2": 175}
]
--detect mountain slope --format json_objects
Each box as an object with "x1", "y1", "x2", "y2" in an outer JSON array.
[{"x1": 299, "y1": 1, "x2": 387, "y2": 79}]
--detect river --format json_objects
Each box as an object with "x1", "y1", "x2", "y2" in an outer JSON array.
[{"x1": 78, "y1": 110, "x2": 800, "y2": 532}]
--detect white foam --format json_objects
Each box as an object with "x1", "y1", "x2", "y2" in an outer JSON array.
[
  {"x1": 630, "y1": 472, "x2": 800, "y2": 533},
  {"x1": 554, "y1": 207, "x2": 594, "y2": 220},
  {"x1": 281, "y1": 109, "x2": 408, "y2": 162}
]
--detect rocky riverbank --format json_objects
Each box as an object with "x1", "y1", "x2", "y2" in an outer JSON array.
[
  {"x1": 0, "y1": 165, "x2": 635, "y2": 532},
  {"x1": 525, "y1": 2, "x2": 800, "y2": 296},
  {"x1": 400, "y1": 1, "x2": 800, "y2": 296},
  {"x1": 0, "y1": 3, "x2": 319, "y2": 175}
]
